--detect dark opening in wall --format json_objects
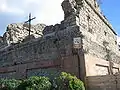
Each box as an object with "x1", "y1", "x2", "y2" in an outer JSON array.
[
  {"x1": 104, "y1": 31, "x2": 107, "y2": 36},
  {"x1": 118, "y1": 44, "x2": 120, "y2": 51},
  {"x1": 115, "y1": 41, "x2": 117, "y2": 45},
  {"x1": 87, "y1": 15, "x2": 90, "y2": 21},
  {"x1": 53, "y1": 39, "x2": 58, "y2": 44},
  {"x1": 87, "y1": 15, "x2": 92, "y2": 34},
  {"x1": 88, "y1": 28, "x2": 93, "y2": 34}
]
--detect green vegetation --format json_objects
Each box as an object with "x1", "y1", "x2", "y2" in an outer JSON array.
[
  {"x1": 0, "y1": 79, "x2": 21, "y2": 90},
  {"x1": 0, "y1": 72, "x2": 85, "y2": 90},
  {"x1": 17, "y1": 76, "x2": 51, "y2": 90}
]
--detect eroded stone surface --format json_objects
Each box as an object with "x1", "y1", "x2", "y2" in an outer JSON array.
[
  {"x1": 0, "y1": 0, "x2": 120, "y2": 78},
  {"x1": 2, "y1": 23, "x2": 46, "y2": 45}
]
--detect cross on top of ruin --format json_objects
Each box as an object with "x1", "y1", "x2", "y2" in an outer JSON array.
[{"x1": 23, "y1": 13, "x2": 36, "y2": 39}]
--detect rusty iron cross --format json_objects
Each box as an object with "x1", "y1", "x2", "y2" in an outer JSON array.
[{"x1": 23, "y1": 13, "x2": 36, "y2": 39}]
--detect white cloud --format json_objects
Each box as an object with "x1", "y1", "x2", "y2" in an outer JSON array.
[
  {"x1": 0, "y1": 0, "x2": 7, "y2": 12},
  {"x1": 0, "y1": 0, "x2": 64, "y2": 25},
  {"x1": 0, "y1": 0, "x2": 24, "y2": 14},
  {"x1": 24, "y1": 0, "x2": 40, "y2": 4},
  {"x1": 34, "y1": 0, "x2": 64, "y2": 25}
]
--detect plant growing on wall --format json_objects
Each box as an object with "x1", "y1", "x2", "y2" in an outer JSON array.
[{"x1": 103, "y1": 40, "x2": 113, "y2": 74}]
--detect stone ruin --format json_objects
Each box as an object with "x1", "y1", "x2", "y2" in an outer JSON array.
[
  {"x1": 0, "y1": 23, "x2": 46, "y2": 48},
  {"x1": 0, "y1": 0, "x2": 120, "y2": 80}
]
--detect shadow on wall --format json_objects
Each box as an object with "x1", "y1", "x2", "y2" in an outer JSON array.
[{"x1": 23, "y1": 35, "x2": 36, "y2": 42}]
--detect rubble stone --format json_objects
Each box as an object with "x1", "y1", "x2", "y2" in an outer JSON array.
[
  {"x1": 0, "y1": 0, "x2": 120, "y2": 79},
  {"x1": 2, "y1": 23, "x2": 46, "y2": 45}
]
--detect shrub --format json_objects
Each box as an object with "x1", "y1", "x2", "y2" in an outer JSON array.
[
  {"x1": 0, "y1": 79, "x2": 21, "y2": 90},
  {"x1": 52, "y1": 72, "x2": 85, "y2": 90},
  {"x1": 0, "y1": 72, "x2": 85, "y2": 90},
  {"x1": 17, "y1": 76, "x2": 52, "y2": 90}
]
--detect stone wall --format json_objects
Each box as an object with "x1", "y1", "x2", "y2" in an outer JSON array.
[
  {"x1": 0, "y1": 21, "x2": 81, "y2": 79},
  {"x1": 0, "y1": 0, "x2": 120, "y2": 80},
  {"x1": 0, "y1": 23, "x2": 46, "y2": 48},
  {"x1": 86, "y1": 73, "x2": 120, "y2": 90},
  {"x1": 79, "y1": 0, "x2": 118, "y2": 52},
  {"x1": 61, "y1": 0, "x2": 120, "y2": 76},
  {"x1": 85, "y1": 54, "x2": 120, "y2": 76},
  {"x1": 78, "y1": 0, "x2": 120, "y2": 75},
  {"x1": 0, "y1": 24, "x2": 80, "y2": 67}
]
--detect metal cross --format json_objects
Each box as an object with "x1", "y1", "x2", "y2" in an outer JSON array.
[{"x1": 23, "y1": 13, "x2": 36, "y2": 39}]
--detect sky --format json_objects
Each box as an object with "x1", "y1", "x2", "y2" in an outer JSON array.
[
  {"x1": 100, "y1": 0, "x2": 120, "y2": 36},
  {"x1": 0, "y1": 0, "x2": 64, "y2": 35},
  {"x1": 0, "y1": 0, "x2": 120, "y2": 39}
]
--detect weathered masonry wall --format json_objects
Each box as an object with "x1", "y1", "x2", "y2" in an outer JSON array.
[
  {"x1": 86, "y1": 74, "x2": 120, "y2": 90},
  {"x1": 78, "y1": 0, "x2": 120, "y2": 76},
  {"x1": 0, "y1": 24, "x2": 81, "y2": 79},
  {"x1": 0, "y1": 0, "x2": 120, "y2": 80},
  {"x1": 85, "y1": 54, "x2": 120, "y2": 76},
  {"x1": 0, "y1": 55, "x2": 79, "y2": 79},
  {"x1": 79, "y1": 0, "x2": 119, "y2": 56},
  {"x1": 0, "y1": 25, "x2": 79, "y2": 67},
  {"x1": 0, "y1": 23, "x2": 46, "y2": 49},
  {"x1": 61, "y1": 0, "x2": 120, "y2": 76}
]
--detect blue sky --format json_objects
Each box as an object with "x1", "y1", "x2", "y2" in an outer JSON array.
[
  {"x1": 0, "y1": 0, "x2": 120, "y2": 38},
  {"x1": 100, "y1": 0, "x2": 120, "y2": 36}
]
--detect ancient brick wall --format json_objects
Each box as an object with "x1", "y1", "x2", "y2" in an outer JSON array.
[
  {"x1": 86, "y1": 73, "x2": 120, "y2": 90},
  {"x1": 86, "y1": 75, "x2": 117, "y2": 90},
  {"x1": 0, "y1": 22, "x2": 82, "y2": 79},
  {"x1": 85, "y1": 54, "x2": 120, "y2": 76},
  {"x1": 0, "y1": 55, "x2": 80, "y2": 79},
  {"x1": 0, "y1": 60, "x2": 60, "y2": 79},
  {"x1": 61, "y1": 0, "x2": 120, "y2": 76},
  {"x1": 0, "y1": 0, "x2": 120, "y2": 81},
  {"x1": 0, "y1": 25, "x2": 79, "y2": 67},
  {"x1": 79, "y1": 0, "x2": 120, "y2": 60},
  {"x1": 3, "y1": 23, "x2": 46, "y2": 45},
  {"x1": 78, "y1": 0, "x2": 120, "y2": 76}
]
